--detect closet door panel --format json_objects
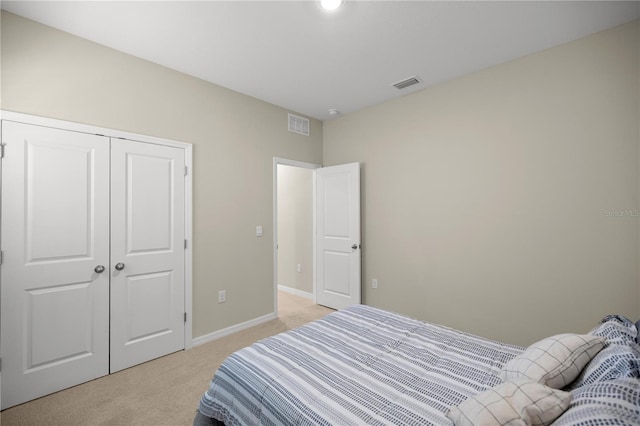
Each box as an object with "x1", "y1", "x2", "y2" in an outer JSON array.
[
  {"x1": 110, "y1": 139, "x2": 185, "y2": 373},
  {"x1": 0, "y1": 121, "x2": 110, "y2": 409}
]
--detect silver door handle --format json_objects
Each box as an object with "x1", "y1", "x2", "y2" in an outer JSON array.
[
  {"x1": 351, "y1": 244, "x2": 360, "y2": 250},
  {"x1": 94, "y1": 265, "x2": 105, "y2": 273},
  {"x1": 115, "y1": 262, "x2": 125, "y2": 271}
]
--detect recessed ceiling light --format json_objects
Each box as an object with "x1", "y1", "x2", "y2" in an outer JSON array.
[{"x1": 320, "y1": 0, "x2": 343, "y2": 11}]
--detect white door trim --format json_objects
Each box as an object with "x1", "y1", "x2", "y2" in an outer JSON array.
[
  {"x1": 0, "y1": 110, "x2": 194, "y2": 352},
  {"x1": 272, "y1": 157, "x2": 321, "y2": 316}
]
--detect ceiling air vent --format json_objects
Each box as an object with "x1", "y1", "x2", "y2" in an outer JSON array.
[
  {"x1": 288, "y1": 113, "x2": 309, "y2": 136},
  {"x1": 393, "y1": 75, "x2": 422, "y2": 90}
]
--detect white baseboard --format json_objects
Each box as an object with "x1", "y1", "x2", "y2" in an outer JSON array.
[
  {"x1": 192, "y1": 311, "x2": 277, "y2": 347},
  {"x1": 278, "y1": 284, "x2": 313, "y2": 300}
]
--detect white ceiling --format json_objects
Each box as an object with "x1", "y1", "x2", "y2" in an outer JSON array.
[{"x1": 2, "y1": 1, "x2": 639, "y2": 121}]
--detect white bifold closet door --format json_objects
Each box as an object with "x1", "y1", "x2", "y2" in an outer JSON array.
[
  {"x1": 109, "y1": 139, "x2": 185, "y2": 373},
  {"x1": 0, "y1": 122, "x2": 111, "y2": 409},
  {"x1": 0, "y1": 121, "x2": 185, "y2": 409}
]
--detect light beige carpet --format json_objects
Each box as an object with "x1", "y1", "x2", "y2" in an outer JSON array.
[{"x1": 1, "y1": 291, "x2": 333, "y2": 426}]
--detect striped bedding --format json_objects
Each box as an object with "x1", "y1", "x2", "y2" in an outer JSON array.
[{"x1": 198, "y1": 304, "x2": 524, "y2": 425}]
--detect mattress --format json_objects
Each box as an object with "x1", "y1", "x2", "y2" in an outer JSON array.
[{"x1": 198, "y1": 304, "x2": 525, "y2": 426}]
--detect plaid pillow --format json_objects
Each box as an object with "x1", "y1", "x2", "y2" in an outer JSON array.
[
  {"x1": 553, "y1": 378, "x2": 640, "y2": 426},
  {"x1": 567, "y1": 343, "x2": 640, "y2": 389},
  {"x1": 447, "y1": 379, "x2": 571, "y2": 426},
  {"x1": 500, "y1": 334, "x2": 605, "y2": 389}
]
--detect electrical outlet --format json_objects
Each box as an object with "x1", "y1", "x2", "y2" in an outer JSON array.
[
  {"x1": 372, "y1": 279, "x2": 378, "y2": 289},
  {"x1": 218, "y1": 290, "x2": 226, "y2": 303}
]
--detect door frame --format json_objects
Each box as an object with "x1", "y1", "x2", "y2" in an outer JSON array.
[
  {"x1": 0, "y1": 110, "x2": 194, "y2": 354},
  {"x1": 272, "y1": 158, "x2": 320, "y2": 315}
]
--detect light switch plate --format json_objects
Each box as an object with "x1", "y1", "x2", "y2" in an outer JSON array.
[{"x1": 256, "y1": 225, "x2": 263, "y2": 237}]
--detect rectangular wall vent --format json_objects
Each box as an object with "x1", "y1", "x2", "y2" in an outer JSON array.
[
  {"x1": 393, "y1": 75, "x2": 422, "y2": 90},
  {"x1": 288, "y1": 113, "x2": 309, "y2": 136}
]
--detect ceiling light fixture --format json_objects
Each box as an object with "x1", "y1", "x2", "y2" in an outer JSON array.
[
  {"x1": 320, "y1": 0, "x2": 343, "y2": 11},
  {"x1": 328, "y1": 109, "x2": 341, "y2": 117}
]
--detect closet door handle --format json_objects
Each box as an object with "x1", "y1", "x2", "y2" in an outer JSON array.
[
  {"x1": 115, "y1": 262, "x2": 125, "y2": 271},
  {"x1": 94, "y1": 265, "x2": 105, "y2": 274}
]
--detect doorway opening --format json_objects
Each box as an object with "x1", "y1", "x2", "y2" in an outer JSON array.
[{"x1": 273, "y1": 158, "x2": 320, "y2": 316}]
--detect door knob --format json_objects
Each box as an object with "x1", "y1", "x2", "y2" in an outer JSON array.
[
  {"x1": 351, "y1": 244, "x2": 360, "y2": 250},
  {"x1": 115, "y1": 262, "x2": 125, "y2": 271},
  {"x1": 94, "y1": 265, "x2": 105, "y2": 273}
]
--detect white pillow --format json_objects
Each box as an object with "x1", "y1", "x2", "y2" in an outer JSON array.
[
  {"x1": 500, "y1": 333, "x2": 605, "y2": 389},
  {"x1": 447, "y1": 379, "x2": 571, "y2": 426}
]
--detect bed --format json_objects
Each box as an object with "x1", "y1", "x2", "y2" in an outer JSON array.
[{"x1": 195, "y1": 305, "x2": 640, "y2": 425}]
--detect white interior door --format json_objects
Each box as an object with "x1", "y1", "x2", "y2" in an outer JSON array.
[
  {"x1": 316, "y1": 162, "x2": 361, "y2": 310},
  {"x1": 0, "y1": 122, "x2": 110, "y2": 409},
  {"x1": 109, "y1": 139, "x2": 185, "y2": 373}
]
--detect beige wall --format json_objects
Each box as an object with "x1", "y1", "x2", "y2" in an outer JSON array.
[
  {"x1": 0, "y1": 11, "x2": 323, "y2": 338},
  {"x1": 324, "y1": 20, "x2": 640, "y2": 346},
  {"x1": 277, "y1": 165, "x2": 314, "y2": 295}
]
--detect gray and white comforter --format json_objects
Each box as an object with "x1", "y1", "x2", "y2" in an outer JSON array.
[{"x1": 198, "y1": 304, "x2": 524, "y2": 425}]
